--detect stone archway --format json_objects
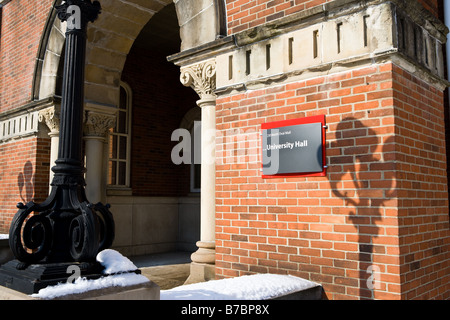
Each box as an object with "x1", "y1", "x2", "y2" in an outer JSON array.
[{"x1": 34, "y1": 0, "x2": 226, "y2": 106}]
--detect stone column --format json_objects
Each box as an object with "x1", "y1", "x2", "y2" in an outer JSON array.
[
  {"x1": 83, "y1": 103, "x2": 116, "y2": 204},
  {"x1": 38, "y1": 104, "x2": 61, "y2": 186},
  {"x1": 180, "y1": 60, "x2": 216, "y2": 283}
]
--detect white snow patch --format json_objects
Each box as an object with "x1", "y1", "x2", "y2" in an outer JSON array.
[
  {"x1": 0, "y1": 234, "x2": 8, "y2": 240},
  {"x1": 96, "y1": 249, "x2": 137, "y2": 274},
  {"x1": 161, "y1": 274, "x2": 320, "y2": 300},
  {"x1": 31, "y1": 249, "x2": 149, "y2": 300},
  {"x1": 31, "y1": 273, "x2": 149, "y2": 300}
]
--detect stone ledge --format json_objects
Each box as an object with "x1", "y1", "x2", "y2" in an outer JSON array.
[
  {"x1": 0, "y1": 281, "x2": 160, "y2": 300},
  {"x1": 0, "y1": 285, "x2": 31, "y2": 300},
  {"x1": 48, "y1": 281, "x2": 160, "y2": 300},
  {"x1": 161, "y1": 274, "x2": 323, "y2": 300}
]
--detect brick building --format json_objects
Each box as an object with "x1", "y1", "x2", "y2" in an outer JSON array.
[{"x1": 0, "y1": 0, "x2": 449, "y2": 299}]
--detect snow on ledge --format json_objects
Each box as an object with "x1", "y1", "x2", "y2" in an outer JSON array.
[
  {"x1": 0, "y1": 234, "x2": 8, "y2": 240},
  {"x1": 161, "y1": 274, "x2": 320, "y2": 300},
  {"x1": 96, "y1": 249, "x2": 138, "y2": 274},
  {"x1": 31, "y1": 249, "x2": 149, "y2": 300},
  {"x1": 29, "y1": 249, "x2": 320, "y2": 300},
  {"x1": 31, "y1": 273, "x2": 150, "y2": 300}
]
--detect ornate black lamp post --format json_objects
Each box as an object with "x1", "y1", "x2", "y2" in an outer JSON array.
[{"x1": 0, "y1": 0, "x2": 114, "y2": 293}]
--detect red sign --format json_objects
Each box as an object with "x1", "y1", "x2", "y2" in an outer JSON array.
[{"x1": 261, "y1": 115, "x2": 327, "y2": 178}]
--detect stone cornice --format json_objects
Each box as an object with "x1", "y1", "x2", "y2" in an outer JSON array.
[
  {"x1": 212, "y1": 0, "x2": 449, "y2": 94},
  {"x1": 169, "y1": 0, "x2": 448, "y2": 93},
  {"x1": 169, "y1": 0, "x2": 448, "y2": 66},
  {"x1": 0, "y1": 97, "x2": 60, "y2": 122},
  {"x1": 168, "y1": 35, "x2": 234, "y2": 67}
]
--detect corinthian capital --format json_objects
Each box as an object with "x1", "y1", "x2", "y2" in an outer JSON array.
[
  {"x1": 84, "y1": 111, "x2": 116, "y2": 138},
  {"x1": 180, "y1": 59, "x2": 216, "y2": 101},
  {"x1": 83, "y1": 102, "x2": 118, "y2": 138},
  {"x1": 39, "y1": 105, "x2": 61, "y2": 134}
]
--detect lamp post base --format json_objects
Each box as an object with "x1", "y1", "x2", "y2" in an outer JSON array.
[
  {"x1": 8, "y1": 185, "x2": 115, "y2": 266},
  {"x1": 0, "y1": 259, "x2": 104, "y2": 295}
]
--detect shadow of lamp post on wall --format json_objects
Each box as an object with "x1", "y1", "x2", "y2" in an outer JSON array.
[
  {"x1": 0, "y1": 0, "x2": 115, "y2": 294},
  {"x1": 329, "y1": 118, "x2": 395, "y2": 299}
]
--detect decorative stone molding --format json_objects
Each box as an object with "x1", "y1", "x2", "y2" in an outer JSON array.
[
  {"x1": 84, "y1": 111, "x2": 116, "y2": 138},
  {"x1": 83, "y1": 102, "x2": 117, "y2": 139},
  {"x1": 0, "y1": 111, "x2": 40, "y2": 142},
  {"x1": 171, "y1": 0, "x2": 449, "y2": 94},
  {"x1": 38, "y1": 105, "x2": 61, "y2": 135},
  {"x1": 180, "y1": 59, "x2": 217, "y2": 101},
  {"x1": 216, "y1": 2, "x2": 402, "y2": 93},
  {"x1": 0, "y1": 98, "x2": 54, "y2": 143}
]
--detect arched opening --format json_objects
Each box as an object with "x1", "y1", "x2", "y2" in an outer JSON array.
[
  {"x1": 110, "y1": 3, "x2": 200, "y2": 255},
  {"x1": 33, "y1": 0, "x2": 227, "y2": 262}
]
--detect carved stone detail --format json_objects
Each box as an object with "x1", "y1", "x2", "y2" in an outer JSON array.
[
  {"x1": 83, "y1": 111, "x2": 116, "y2": 138},
  {"x1": 180, "y1": 59, "x2": 216, "y2": 100},
  {"x1": 38, "y1": 105, "x2": 61, "y2": 134}
]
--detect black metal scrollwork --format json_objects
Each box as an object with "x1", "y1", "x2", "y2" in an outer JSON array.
[
  {"x1": 93, "y1": 203, "x2": 115, "y2": 252},
  {"x1": 56, "y1": 0, "x2": 101, "y2": 26},
  {"x1": 9, "y1": 204, "x2": 52, "y2": 264}
]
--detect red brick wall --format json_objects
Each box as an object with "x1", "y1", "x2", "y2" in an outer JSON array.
[
  {"x1": 0, "y1": 0, "x2": 53, "y2": 113},
  {"x1": 392, "y1": 65, "x2": 450, "y2": 299},
  {"x1": 225, "y1": 0, "x2": 331, "y2": 34},
  {"x1": 225, "y1": 0, "x2": 443, "y2": 35},
  {"x1": 215, "y1": 62, "x2": 450, "y2": 299},
  {"x1": 0, "y1": 137, "x2": 50, "y2": 234},
  {"x1": 0, "y1": 0, "x2": 53, "y2": 234}
]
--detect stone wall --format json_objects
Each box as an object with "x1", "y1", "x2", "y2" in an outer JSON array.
[
  {"x1": 392, "y1": 64, "x2": 450, "y2": 299},
  {"x1": 108, "y1": 196, "x2": 199, "y2": 256}
]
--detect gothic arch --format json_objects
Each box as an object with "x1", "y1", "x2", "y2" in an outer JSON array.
[{"x1": 33, "y1": 0, "x2": 226, "y2": 107}]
